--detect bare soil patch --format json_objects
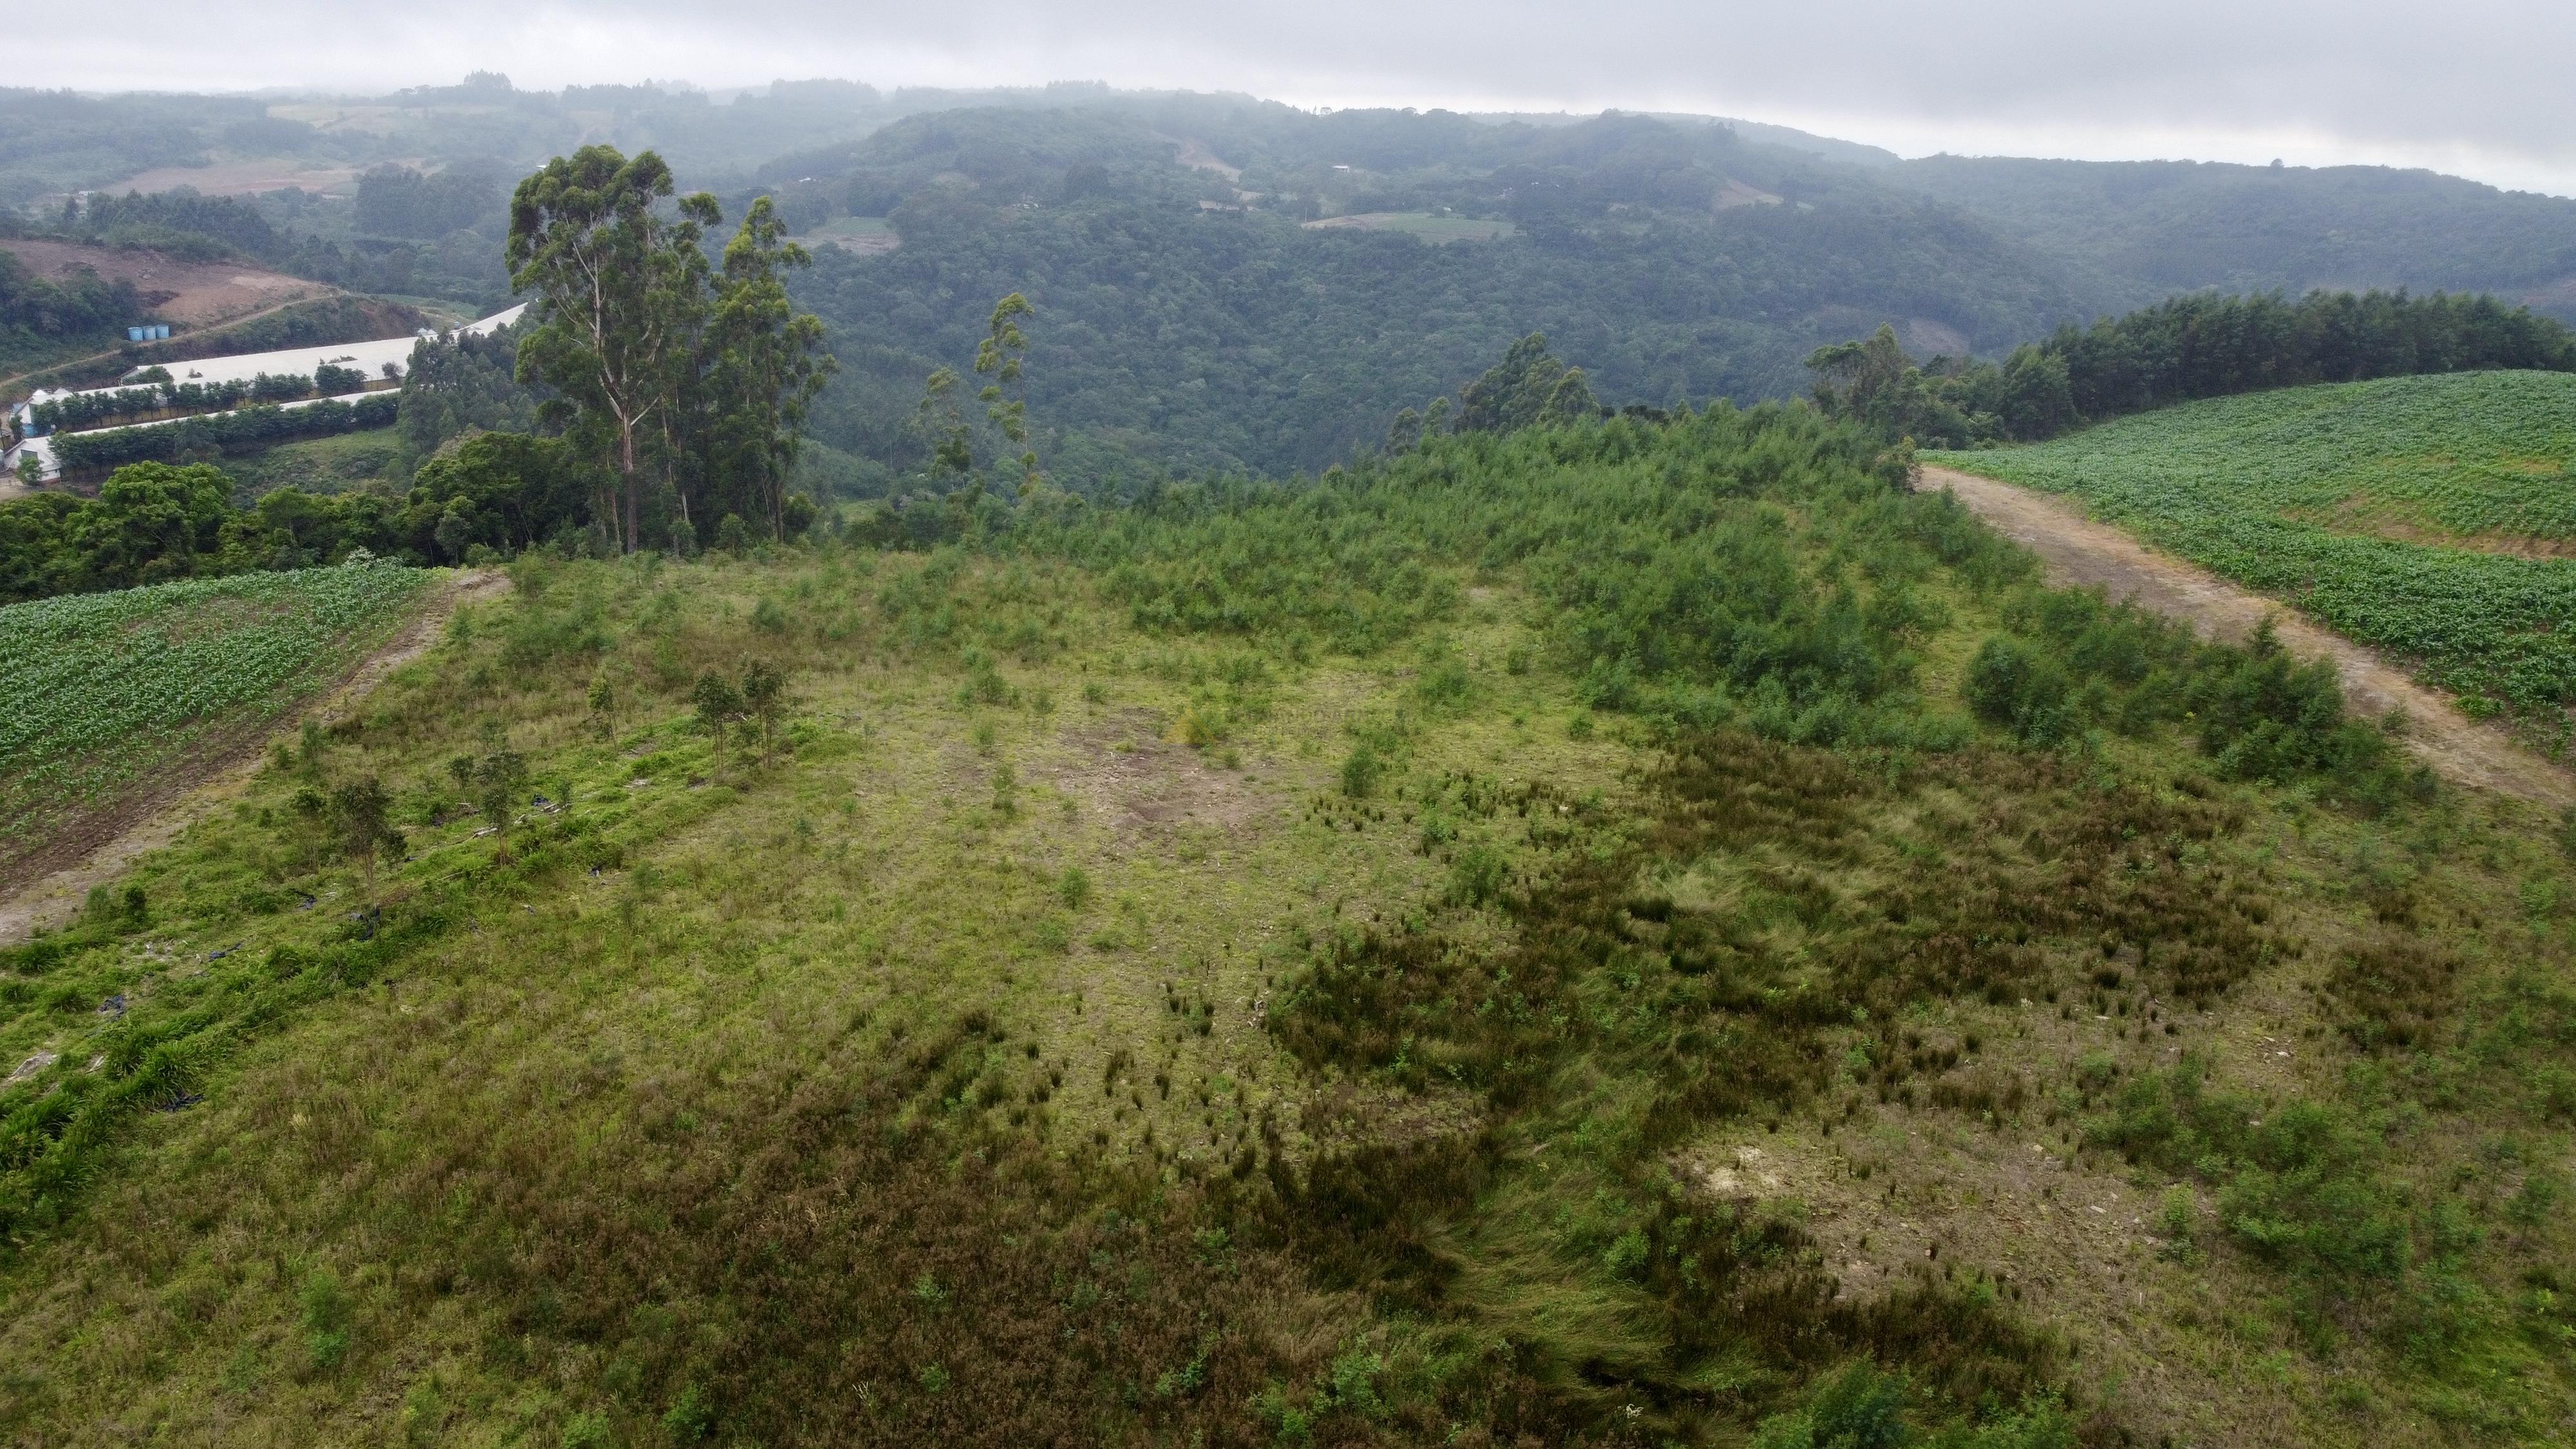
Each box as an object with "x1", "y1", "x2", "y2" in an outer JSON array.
[
  {"x1": 1714, "y1": 178, "x2": 1784, "y2": 209},
  {"x1": 0, "y1": 570, "x2": 507, "y2": 942},
  {"x1": 1166, "y1": 138, "x2": 1243, "y2": 180},
  {"x1": 1043, "y1": 710, "x2": 1281, "y2": 846},
  {"x1": 0, "y1": 240, "x2": 328, "y2": 327},
  {"x1": 1925, "y1": 465, "x2": 2576, "y2": 808},
  {"x1": 2289, "y1": 495, "x2": 2576, "y2": 559}
]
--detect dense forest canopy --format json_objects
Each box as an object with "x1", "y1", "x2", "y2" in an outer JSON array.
[{"x1": 1889, "y1": 155, "x2": 2576, "y2": 312}]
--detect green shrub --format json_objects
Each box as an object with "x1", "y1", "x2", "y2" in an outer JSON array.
[
  {"x1": 1753, "y1": 1360, "x2": 1912, "y2": 1448},
  {"x1": 1964, "y1": 636, "x2": 2075, "y2": 746},
  {"x1": 1448, "y1": 842, "x2": 1510, "y2": 907},
  {"x1": 1339, "y1": 745, "x2": 1383, "y2": 798},
  {"x1": 661, "y1": 1383, "x2": 715, "y2": 1442},
  {"x1": 300, "y1": 1267, "x2": 352, "y2": 1371}
]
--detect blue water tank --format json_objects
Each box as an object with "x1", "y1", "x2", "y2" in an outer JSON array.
[
  {"x1": 127, "y1": 326, "x2": 146, "y2": 342},
  {"x1": 153, "y1": 324, "x2": 170, "y2": 339}
]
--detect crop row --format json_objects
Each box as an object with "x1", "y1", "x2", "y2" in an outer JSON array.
[
  {"x1": 1933, "y1": 372, "x2": 2576, "y2": 712},
  {"x1": 0, "y1": 563, "x2": 431, "y2": 838}
]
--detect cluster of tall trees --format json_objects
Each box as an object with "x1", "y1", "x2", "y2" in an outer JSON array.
[
  {"x1": 508, "y1": 145, "x2": 833, "y2": 551},
  {"x1": 0, "y1": 249, "x2": 139, "y2": 345},
  {"x1": 1808, "y1": 288, "x2": 2576, "y2": 447},
  {"x1": 1383, "y1": 332, "x2": 1598, "y2": 449},
  {"x1": 0, "y1": 147, "x2": 837, "y2": 599}
]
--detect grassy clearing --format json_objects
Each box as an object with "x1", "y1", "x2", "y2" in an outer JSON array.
[
  {"x1": 1928, "y1": 372, "x2": 2576, "y2": 719},
  {"x1": 1302, "y1": 212, "x2": 1519, "y2": 243},
  {"x1": 221, "y1": 428, "x2": 407, "y2": 498},
  {"x1": 0, "y1": 563, "x2": 431, "y2": 879},
  {"x1": 802, "y1": 215, "x2": 900, "y2": 254},
  {"x1": 1, "y1": 412, "x2": 2574, "y2": 1444}
]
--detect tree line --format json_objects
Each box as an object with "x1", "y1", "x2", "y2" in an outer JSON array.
[
  {"x1": 1807, "y1": 287, "x2": 2576, "y2": 447},
  {"x1": 1, "y1": 435, "x2": 688, "y2": 603},
  {"x1": 30, "y1": 363, "x2": 388, "y2": 436},
  {"x1": 43, "y1": 395, "x2": 399, "y2": 480}
]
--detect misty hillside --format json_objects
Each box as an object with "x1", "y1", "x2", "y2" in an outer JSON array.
[
  {"x1": 6, "y1": 79, "x2": 2575, "y2": 490},
  {"x1": 1888, "y1": 154, "x2": 2576, "y2": 318}
]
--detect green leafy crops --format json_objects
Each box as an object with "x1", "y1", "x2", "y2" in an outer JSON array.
[
  {"x1": 0, "y1": 563, "x2": 430, "y2": 850},
  {"x1": 1930, "y1": 370, "x2": 2576, "y2": 713}
]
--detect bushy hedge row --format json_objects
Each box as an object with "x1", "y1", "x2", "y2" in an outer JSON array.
[
  {"x1": 34, "y1": 370, "x2": 389, "y2": 434},
  {"x1": 50, "y1": 394, "x2": 398, "y2": 475}
]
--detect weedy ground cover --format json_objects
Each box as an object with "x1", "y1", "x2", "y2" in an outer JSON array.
[
  {"x1": 1929, "y1": 370, "x2": 2576, "y2": 719},
  {"x1": 0, "y1": 411, "x2": 2573, "y2": 1445},
  {"x1": 0, "y1": 562, "x2": 431, "y2": 879}
]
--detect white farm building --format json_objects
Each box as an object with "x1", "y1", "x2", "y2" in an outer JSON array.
[{"x1": 5, "y1": 303, "x2": 526, "y2": 486}]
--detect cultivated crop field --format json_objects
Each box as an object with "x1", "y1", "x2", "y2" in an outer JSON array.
[
  {"x1": 1929, "y1": 370, "x2": 2576, "y2": 717},
  {"x1": 0, "y1": 563, "x2": 430, "y2": 878}
]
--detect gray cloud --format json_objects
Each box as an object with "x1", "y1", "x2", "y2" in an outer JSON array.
[{"x1": 28, "y1": 1, "x2": 2576, "y2": 193}]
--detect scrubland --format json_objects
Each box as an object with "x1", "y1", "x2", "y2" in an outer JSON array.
[{"x1": 3, "y1": 410, "x2": 2575, "y2": 1446}]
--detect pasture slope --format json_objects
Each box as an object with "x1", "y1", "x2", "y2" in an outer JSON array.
[{"x1": 5, "y1": 415, "x2": 2576, "y2": 1445}]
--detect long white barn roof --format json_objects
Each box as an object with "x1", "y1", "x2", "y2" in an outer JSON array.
[
  {"x1": 51, "y1": 303, "x2": 527, "y2": 404},
  {"x1": 3, "y1": 303, "x2": 528, "y2": 485}
]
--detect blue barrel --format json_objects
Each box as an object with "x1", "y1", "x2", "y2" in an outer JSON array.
[{"x1": 127, "y1": 327, "x2": 145, "y2": 342}]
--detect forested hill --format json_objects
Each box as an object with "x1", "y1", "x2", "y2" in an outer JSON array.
[
  {"x1": 1888, "y1": 155, "x2": 2576, "y2": 318},
  {"x1": 783, "y1": 105, "x2": 2089, "y2": 485},
  {"x1": 13, "y1": 80, "x2": 2576, "y2": 492}
]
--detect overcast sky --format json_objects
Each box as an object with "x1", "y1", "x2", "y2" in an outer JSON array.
[{"x1": 28, "y1": 0, "x2": 2576, "y2": 196}]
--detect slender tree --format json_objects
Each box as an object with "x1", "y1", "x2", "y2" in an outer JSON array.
[
  {"x1": 704, "y1": 197, "x2": 836, "y2": 538},
  {"x1": 693, "y1": 672, "x2": 743, "y2": 769},
  {"x1": 472, "y1": 750, "x2": 529, "y2": 856},
  {"x1": 327, "y1": 777, "x2": 403, "y2": 903},
  {"x1": 916, "y1": 366, "x2": 972, "y2": 482},
  {"x1": 974, "y1": 293, "x2": 1039, "y2": 494}
]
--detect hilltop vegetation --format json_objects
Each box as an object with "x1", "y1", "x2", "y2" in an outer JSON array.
[
  {"x1": 4, "y1": 407, "x2": 2574, "y2": 1445},
  {"x1": 1810, "y1": 289, "x2": 2576, "y2": 448},
  {"x1": 0, "y1": 557, "x2": 429, "y2": 883},
  {"x1": 1929, "y1": 370, "x2": 2576, "y2": 724}
]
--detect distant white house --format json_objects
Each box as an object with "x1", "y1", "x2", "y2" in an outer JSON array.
[{"x1": 5, "y1": 303, "x2": 526, "y2": 485}]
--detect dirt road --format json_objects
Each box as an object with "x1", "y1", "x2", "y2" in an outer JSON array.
[
  {"x1": 1924, "y1": 465, "x2": 2576, "y2": 809},
  {"x1": 0, "y1": 569, "x2": 507, "y2": 943}
]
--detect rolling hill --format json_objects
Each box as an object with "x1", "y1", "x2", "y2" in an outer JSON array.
[{"x1": 5, "y1": 408, "x2": 2576, "y2": 1444}]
